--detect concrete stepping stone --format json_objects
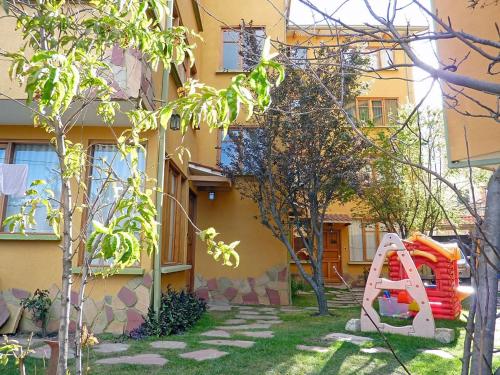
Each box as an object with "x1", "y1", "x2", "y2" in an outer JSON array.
[
  {"x1": 256, "y1": 319, "x2": 283, "y2": 325},
  {"x1": 280, "y1": 307, "x2": 303, "y2": 313},
  {"x1": 94, "y1": 343, "x2": 130, "y2": 353},
  {"x1": 179, "y1": 349, "x2": 228, "y2": 361},
  {"x1": 30, "y1": 345, "x2": 75, "y2": 359},
  {"x1": 238, "y1": 331, "x2": 274, "y2": 338},
  {"x1": 296, "y1": 345, "x2": 329, "y2": 353},
  {"x1": 361, "y1": 347, "x2": 391, "y2": 354},
  {"x1": 322, "y1": 333, "x2": 373, "y2": 346},
  {"x1": 208, "y1": 305, "x2": 232, "y2": 312},
  {"x1": 419, "y1": 349, "x2": 454, "y2": 359},
  {"x1": 200, "y1": 339, "x2": 255, "y2": 348},
  {"x1": 224, "y1": 319, "x2": 247, "y2": 325},
  {"x1": 259, "y1": 308, "x2": 277, "y2": 312},
  {"x1": 217, "y1": 323, "x2": 271, "y2": 330},
  {"x1": 235, "y1": 314, "x2": 279, "y2": 320},
  {"x1": 237, "y1": 306, "x2": 255, "y2": 310},
  {"x1": 150, "y1": 340, "x2": 186, "y2": 349},
  {"x1": 236, "y1": 310, "x2": 260, "y2": 315},
  {"x1": 201, "y1": 330, "x2": 231, "y2": 338},
  {"x1": 96, "y1": 353, "x2": 167, "y2": 366}
]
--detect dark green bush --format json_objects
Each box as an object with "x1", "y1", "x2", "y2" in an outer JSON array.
[{"x1": 132, "y1": 287, "x2": 206, "y2": 338}]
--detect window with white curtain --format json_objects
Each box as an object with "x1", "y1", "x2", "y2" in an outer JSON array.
[
  {"x1": 87, "y1": 144, "x2": 146, "y2": 265},
  {"x1": 349, "y1": 219, "x2": 388, "y2": 262},
  {"x1": 2, "y1": 143, "x2": 60, "y2": 233}
]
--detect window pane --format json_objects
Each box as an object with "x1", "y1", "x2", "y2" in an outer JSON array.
[
  {"x1": 4, "y1": 144, "x2": 60, "y2": 233},
  {"x1": 220, "y1": 130, "x2": 239, "y2": 168},
  {"x1": 223, "y1": 42, "x2": 240, "y2": 70},
  {"x1": 167, "y1": 170, "x2": 178, "y2": 263},
  {"x1": 358, "y1": 100, "x2": 369, "y2": 122},
  {"x1": 349, "y1": 220, "x2": 364, "y2": 262},
  {"x1": 385, "y1": 99, "x2": 398, "y2": 123},
  {"x1": 367, "y1": 50, "x2": 380, "y2": 69},
  {"x1": 289, "y1": 47, "x2": 308, "y2": 67},
  {"x1": 372, "y1": 100, "x2": 383, "y2": 125},
  {"x1": 0, "y1": 149, "x2": 5, "y2": 164},
  {"x1": 365, "y1": 223, "x2": 377, "y2": 260},
  {"x1": 223, "y1": 30, "x2": 240, "y2": 42},
  {"x1": 380, "y1": 49, "x2": 394, "y2": 68},
  {"x1": 88, "y1": 144, "x2": 145, "y2": 265}
]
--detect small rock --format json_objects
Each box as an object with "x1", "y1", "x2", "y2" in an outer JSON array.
[
  {"x1": 435, "y1": 328, "x2": 455, "y2": 344},
  {"x1": 345, "y1": 318, "x2": 361, "y2": 332}
]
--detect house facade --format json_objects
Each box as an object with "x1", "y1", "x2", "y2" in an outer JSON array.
[{"x1": 0, "y1": 0, "x2": 419, "y2": 335}]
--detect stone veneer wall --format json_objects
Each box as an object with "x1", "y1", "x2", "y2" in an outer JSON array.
[
  {"x1": 194, "y1": 265, "x2": 290, "y2": 305},
  {"x1": 0, "y1": 272, "x2": 152, "y2": 335}
]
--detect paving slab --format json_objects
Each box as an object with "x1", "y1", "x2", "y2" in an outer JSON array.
[
  {"x1": 208, "y1": 305, "x2": 232, "y2": 312},
  {"x1": 200, "y1": 339, "x2": 255, "y2": 348},
  {"x1": 216, "y1": 323, "x2": 272, "y2": 330},
  {"x1": 322, "y1": 332, "x2": 373, "y2": 346},
  {"x1": 238, "y1": 331, "x2": 274, "y2": 338},
  {"x1": 179, "y1": 349, "x2": 229, "y2": 361},
  {"x1": 96, "y1": 353, "x2": 167, "y2": 366},
  {"x1": 280, "y1": 308, "x2": 303, "y2": 313},
  {"x1": 235, "y1": 314, "x2": 279, "y2": 320},
  {"x1": 236, "y1": 306, "x2": 255, "y2": 310},
  {"x1": 94, "y1": 343, "x2": 130, "y2": 353},
  {"x1": 224, "y1": 319, "x2": 247, "y2": 325},
  {"x1": 150, "y1": 341, "x2": 187, "y2": 349},
  {"x1": 361, "y1": 347, "x2": 392, "y2": 354},
  {"x1": 296, "y1": 345, "x2": 329, "y2": 353},
  {"x1": 236, "y1": 310, "x2": 260, "y2": 315},
  {"x1": 259, "y1": 308, "x2": 277, "y2": 313},
  {"x1": 201, "y1": 330, "x2": 231, "y2": 338},
  {"x1": 256, "y1": 319, "x2": 283, "y2": 325},
  {"x1": 419, "y1": 349, "x2": 454, "y2": 359}
]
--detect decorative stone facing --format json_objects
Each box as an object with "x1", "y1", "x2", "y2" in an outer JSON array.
[
  {"x1": 194, "y1": 265, "x2": 290, "y2": 306},
  {"x1": 1, "y1": 272, "x2": 153, "y2": 336}
]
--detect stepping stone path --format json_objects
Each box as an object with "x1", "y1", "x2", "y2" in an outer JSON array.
[
  {"x1": 419, "y1": 349, "x2": 454, "y2": 359},
  {"x1": 150, "y1": 340, "x2": 187, "y2": 349},
  {"x1": 201, "y1": 330, "x2": 232, "y2": 338},
  {"x1": 208, "y1": 305, "x2": 232, "y2": 312},
  {"x1": 96, "y1": 354, "x2": 167, "y2": 366},
  {"x1": 235, "y1": 314, "x2": 280, "y2": 320},
  {"x1": 201, "y1": 339, "x2": 255, "y2": 348},
  {"x1": 237, "y1": 306, "x2": 255, "y2": 310},
  {"x1": 225, "y1": 319, "x2": 247, "y2": 324},
  {"x1": 280, "y1": 307, "x2": 303, "y2": 313},
  {"x1": 322, "y1": 332, "x2": 373, "y2": 346},
  {"x1": 180, "y1": 349, "x2": 229, "y2": 361},
  {"x1": 296, "y1": 344, "x2": 329, "y2": 353},
  {"x1": 237, "y1": 311, "x2": 260, "y2": 315},
  {"x1": 216, "y1": 323, "x2": 272, "y2": 330},
  {"x1": 238, "y1": 331, "x2": 274, "y2": 338},
  {"x1": 361, "y1": 347, "x2": 391, "y2": 354},
  {"x1": 256, "y1": 319, "x2": 283, "y2": 324},
  {"x1": 94, "y1": 343, "x2": 130, "y2": 353},
  {"x1": 30, "y1": 345, "x2": 75, "y2": 359}
]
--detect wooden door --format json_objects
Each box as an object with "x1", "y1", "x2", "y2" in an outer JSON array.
[
  {"x1": 323, "y1": 224, "x2": 342, "y2": 283},
  {"x1": 186, "y1": 190, "x2": 197, "y2": 291}
]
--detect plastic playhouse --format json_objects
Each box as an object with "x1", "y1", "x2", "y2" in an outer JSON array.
[
  {"x1": 360, "y1": 233, "x2": 473, "y2": 340},
  {"x1": 387, "y1": 233, "x2": 473, "y2": 320}
]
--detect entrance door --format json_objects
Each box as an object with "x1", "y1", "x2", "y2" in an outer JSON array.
[
  {"x1": 186, "y1": 190, "x2": 197, "y2": 291},
  {"x1": 322, "y1": 224, "x2": 342, "y2": 283}
]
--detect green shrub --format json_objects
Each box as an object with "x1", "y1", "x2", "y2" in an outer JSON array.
[
  {"x1": 20, "y1": 289, "x2": 52, "y2": 337},
  {"x1": 291, "y1": 277, "x2": 306, "y2": 298},
  {"x1": 132, "y1": 287, "x2": 206, "y2": 338}
]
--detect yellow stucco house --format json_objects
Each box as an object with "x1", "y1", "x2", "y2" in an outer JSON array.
[{"x1": 0, "y1": 0, "x2": 421, "y2": 335}]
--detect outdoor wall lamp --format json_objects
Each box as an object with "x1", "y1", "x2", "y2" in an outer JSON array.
[
  {"x1": 208, "y1": 191, "x2": 216, "y2": 201},
  {"x1": 169, "y1": 114, "x2": 181, "y2": 131}
]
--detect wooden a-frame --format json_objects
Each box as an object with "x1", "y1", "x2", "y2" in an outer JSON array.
[{"x1": 360, "y1": 233, "x2": 435, "y2": 338}]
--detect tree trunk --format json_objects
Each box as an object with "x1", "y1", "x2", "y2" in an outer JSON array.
[
  {"x1": 74, "y1": 257, "x2": 90, "y2": 375},
  {"x1": 313, "y1": 279, "x2": 329, "y2": 315},
  {"x1": 470, "y1": 168, "x2": 500, "y2": 375},
  {"x1": 55, "y1": 130, "x2": 73, "y2": 375},
  {"x1": 461, "y1": 293, "x2": 476, "y2": 375}
]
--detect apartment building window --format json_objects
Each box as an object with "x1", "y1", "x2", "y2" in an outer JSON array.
[
  {"x1": 0, "y1": 142, "x2": 60, "y2": 234},
  {"x1": 219, "y1": 127, "x2": 262, "y2": 174},
  {"x1": 357, "y1": 98, "x2": 398, "y2": 126},
  {"x1": 163, "y1": 163, "x2": 185, "y2": 264},
  {"x1": 349, "y1": 220, "x2": 388, "y2": 262},
  {"x1": 287, "y1": 46, "x2": 308, "y2": 68},
  {"x1": 366, "y1": 48, "x2": 395, "y2": 70},
  {"x1": 86, "y1": 143, "x2": 146, "y2": 265},
  {"x1": 222, "y1": 27, "x2": 265, "y2": 71}
]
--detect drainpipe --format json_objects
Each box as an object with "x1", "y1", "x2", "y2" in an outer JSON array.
[{"x1": 154, "y1": 0, "x2": 174, "y2": 317}]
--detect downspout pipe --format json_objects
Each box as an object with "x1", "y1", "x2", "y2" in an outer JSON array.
[{"x1": 154, "y1": 0, "x2": 174, "y2": 317}]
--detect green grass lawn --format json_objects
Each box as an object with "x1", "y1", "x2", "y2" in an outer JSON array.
[{"x1": 3, "y1": 293, "x2": 498, "y2": 375}]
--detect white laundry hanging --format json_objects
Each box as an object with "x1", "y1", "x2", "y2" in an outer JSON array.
[{"x1": 0, "y1": 164, "x2": 28, "y2": 197}]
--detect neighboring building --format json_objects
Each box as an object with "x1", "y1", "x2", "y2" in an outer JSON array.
[
  {"x1": 432, "y1": 0, "x2": 500, "y2": 170},
  {"x1": 0, "y1": 0, "x2": 421, "y2": 334}
]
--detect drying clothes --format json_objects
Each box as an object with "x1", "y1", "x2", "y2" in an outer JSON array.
[{"x1": 0, "y1": 164, "x2": 28, "y2": 197}]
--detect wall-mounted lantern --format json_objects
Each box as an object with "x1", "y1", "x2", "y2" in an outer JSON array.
[
  {"x1": 208, "y1": 191, "x2": 216, "y2": 201},
  {"x1": 170, "y1": 114, "x2": 181, "y2": 131}
]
